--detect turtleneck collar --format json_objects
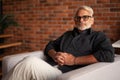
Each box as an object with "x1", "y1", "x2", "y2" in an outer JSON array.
[{"x1": 72, "y1": 27, "x2": 92, "y2": 36}]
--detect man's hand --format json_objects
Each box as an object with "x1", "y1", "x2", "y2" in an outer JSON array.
[
  {"x1": 55, "y1": 52, "x2": 65, "y2": 66},
  {"x1": 48, "y1": 49, "x2": 76, "y2": 66},
  {"x1": 63, "y1": 52, "x2": 75, "y2": 66},
  {"x1": 55, "y1": 52, "x2": 75, "y2": 66}
]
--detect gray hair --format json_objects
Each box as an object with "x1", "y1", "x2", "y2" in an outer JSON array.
[{"x1": 74, "y1": 6, "x2": 94, "y2": 18}]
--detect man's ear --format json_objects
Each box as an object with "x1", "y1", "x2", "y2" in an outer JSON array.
[{"x1": 91, "y1": 17, "x2": 94, "y2": 25}]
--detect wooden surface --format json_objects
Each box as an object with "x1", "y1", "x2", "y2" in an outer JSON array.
[
  {"x1": 0, "y1": 42, "x2": 22, "y2": 49},
  {"x1": 0, "y1": 34, "x2": 13, "y2": 38},
  {"x1": 0, "y1": 34, "x2": 22, "y2": 78}
]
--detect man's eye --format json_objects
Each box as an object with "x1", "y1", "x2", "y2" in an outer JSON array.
[{"x1": 83, "y1": 16, "x2": 89, "y2": 18}]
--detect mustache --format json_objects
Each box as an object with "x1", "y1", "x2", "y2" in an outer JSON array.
[{"x1": 75, "y1": 24, "x2": 91, "y2": 27}]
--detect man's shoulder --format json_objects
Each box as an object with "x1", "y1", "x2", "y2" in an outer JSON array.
[
  {"x1": 63, "y1": 30, "x2": 73, "y2": 35},
  {"x1": 92, "y1": 30, "x2": 105, "y2": 36},
  {"x1": 92, "y1": 30, "x2": 107, "y2": 40}
]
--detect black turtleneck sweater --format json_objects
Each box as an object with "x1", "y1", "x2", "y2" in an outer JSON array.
[{"x1": 44, "y1": 28, "x2": 114, "y2": 73}]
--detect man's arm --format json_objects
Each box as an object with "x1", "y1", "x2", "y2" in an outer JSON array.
[
  {"x1": 48, "y1": 49, "x2": 98, "y2": 66},
  {"x1": 92, "y1": 32, "x2": 114, "y2": 62},
  {"x1": 62, "y1": 52, "x2": 98, "y2": 66},
  {"x1": 44, "y1": 34, "x2": 64, "y2": 59},
  {"x1": 74, "y1": 54, "x2": 98, "y2": 65},
  {"x1": 48, "y1": 49, "x2": 57, "y2": 61},
  {"x1": 48, "y1": 49, "x2": 65, "y2": 66}
]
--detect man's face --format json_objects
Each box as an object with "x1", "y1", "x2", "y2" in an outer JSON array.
[{"x1": 75, "y1": 9, "x2": 94, "y2": 30}]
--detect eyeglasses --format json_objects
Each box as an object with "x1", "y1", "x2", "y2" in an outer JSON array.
[{"x1": 75, "y1": 15, "x2": 92, "y2": 21}]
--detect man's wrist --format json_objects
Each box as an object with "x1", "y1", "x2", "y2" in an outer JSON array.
[
  {"x1": 48, "y1": 49, "x2": 57, "y2": 60},
  {"x1": 74, "y1": 57, "x2": 77, "y2": 65}
]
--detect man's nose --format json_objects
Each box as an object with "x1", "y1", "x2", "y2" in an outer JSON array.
[{"x1": 79, "y1": 18, "x2": 84, "y2": 22}]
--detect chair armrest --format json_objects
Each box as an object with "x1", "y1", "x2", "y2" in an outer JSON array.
[
  {"x1": 2, "y1": 51, "x2": 45, "y2": 76},
  {"x1": 57, "y1": 55, "x2": 120, "y2": 80}
]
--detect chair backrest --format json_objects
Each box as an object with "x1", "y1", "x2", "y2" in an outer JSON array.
[{"x1": 2, "y1": 51, "x2": 45, "y2": 76}]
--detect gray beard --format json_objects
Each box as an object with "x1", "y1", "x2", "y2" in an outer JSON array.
[{"x1": 76, "y1": 24, "x2": 91, "y2": 30}]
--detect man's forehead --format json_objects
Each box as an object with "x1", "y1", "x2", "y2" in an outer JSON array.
[{"x1": 77, "y1": 9, "x2": 90, "y2": 16}]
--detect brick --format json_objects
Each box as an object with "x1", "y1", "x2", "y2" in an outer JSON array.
[
  {"x1": 103, "y1": 13, "x2": 117, "y2": 17},
  {"x1": 2, "y1": 0, "x2": 120, "y2": 54},
  {"x1": 110, "y1": 0, "x2": 120, "y2": 3},
  {"x1": 85, "y1": 0, "x2": 96, "y2": 5},
  {"x1": 110, "y1": 8, "x2": 120, "y2": 12},
  {"x1": 97, "y1": 0, "x2": 110, "y2": 3}
]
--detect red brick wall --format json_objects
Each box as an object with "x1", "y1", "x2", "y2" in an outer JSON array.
[{"x1": 2, "y1": 0, "x2": 120, "y2": 54}]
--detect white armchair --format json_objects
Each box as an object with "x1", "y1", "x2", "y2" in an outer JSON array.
[{"x1": 2, "y1": 51, "x2": 120, "y2": 80}]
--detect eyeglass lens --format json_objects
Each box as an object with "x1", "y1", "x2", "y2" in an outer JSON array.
[{"x1": 76, "y1": 16, "x2": 92, "y2": 21}]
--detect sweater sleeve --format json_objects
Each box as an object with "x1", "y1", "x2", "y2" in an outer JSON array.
[
  {"x1": 44, "y1": 35, "x2": 63, "y2": 58},
  {"x1": 93, "y1": 32, "x2": 115, "y2": 62}
]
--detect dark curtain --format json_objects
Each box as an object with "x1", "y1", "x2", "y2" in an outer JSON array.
[
  {"x1": 0, "y1": 0, "x2": 4, "y2": 54},
  {"x1": 0, "y1": 0, "x2": 2, "y2": 15}
]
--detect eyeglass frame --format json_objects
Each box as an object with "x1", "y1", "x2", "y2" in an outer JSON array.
[{"x1": 74, "y1": 15, "x2": 93, "y2": 21}]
